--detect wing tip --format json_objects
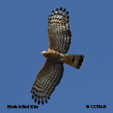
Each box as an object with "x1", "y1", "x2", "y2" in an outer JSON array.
[
  {"x1": 31, "y1": 87, "x2": 50, "y2": 105},
  {"x1": 48, "y1": 7, "x2": 70, "y2": 22}
]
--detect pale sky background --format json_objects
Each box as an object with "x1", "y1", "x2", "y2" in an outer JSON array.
[{"x1": 0, "y1": 0, "x2": 113, "y2": 113}]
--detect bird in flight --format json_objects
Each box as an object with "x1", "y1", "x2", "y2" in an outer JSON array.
[{"x1": 31, "y1": 7, "x2": 84, "y2": 106}]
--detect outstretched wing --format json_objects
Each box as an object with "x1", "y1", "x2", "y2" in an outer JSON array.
[
  {"x1": 48, "y1": 7, "x2": 72, "y2": 54},
  {"x1": 31, "y1": 60, "x2": 64, "y2": 105}
]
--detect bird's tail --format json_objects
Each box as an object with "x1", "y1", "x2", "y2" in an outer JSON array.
[{"x1": 64, "y1": 54, "x2": 84, "y2": 69}]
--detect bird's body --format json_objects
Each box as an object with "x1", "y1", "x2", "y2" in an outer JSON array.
[
  {"x1": 31, "y1": 7, "x2": 84, "y2": 106},
  {"x1": 42, "y1": 49, "x2": 84, "y2": 69},
  {"x1": 41, "y1": 49, "x2": 64, "y2": 63}
]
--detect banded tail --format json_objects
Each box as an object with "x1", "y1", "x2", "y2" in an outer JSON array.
[{"x1": 64, "y1": 54, "x2": 84, "y2": 69}]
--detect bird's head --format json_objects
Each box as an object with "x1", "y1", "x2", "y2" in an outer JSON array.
[{"x1": 41, "y1": 51, "x2": 50, "y2": 58}]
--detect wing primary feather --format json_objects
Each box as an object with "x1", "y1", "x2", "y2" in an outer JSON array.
[
  {"x1": 60, "y1": 7, "x2": 63, "y2": 10},
  {"x1": 32, "y1": 95, "x2": 34, "y2": 99},
  {"x1": 63, "y1": 8, "x2": 66, "y2": 12},
  {"x1": 48, "y1": 96, "x2": 50, "y2": 99},
  {"x1": 56, "y1": 8, "x2": 58, "y2": 11},
  {"x1": 41, "y1": 97, "x2": 44, "y2": 105},
  {"x1": 44, "y1": 96, "x2": 48, "y2": 103},
  {"x1": 34, "y1": 98, "x2": 37, "y2": 103},
  {"x1": 66, "y1": 11, "x2": 69, "y2": 15},
  {"x1": 52, "y1": 10, "x2": 54, "y2": 13},
  {"x1": 38, "y1": 96, "x2": 40, "y2": 105}
]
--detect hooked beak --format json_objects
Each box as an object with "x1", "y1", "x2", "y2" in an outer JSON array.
[
  {"x1": 41, "y1": 51, "x2": 47, "y2": 55},
  {"x1": 41, "y1": 51, "x2": 49, "y2": 58}
]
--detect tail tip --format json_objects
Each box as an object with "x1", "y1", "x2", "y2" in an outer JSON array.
[{"x1": 76, "y1": 55, "x2": 84, "y2": 69}]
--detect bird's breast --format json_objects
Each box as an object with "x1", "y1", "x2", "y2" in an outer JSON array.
[{"x1": 45, "y1": 50, "x2": 65, "y2": 63}]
